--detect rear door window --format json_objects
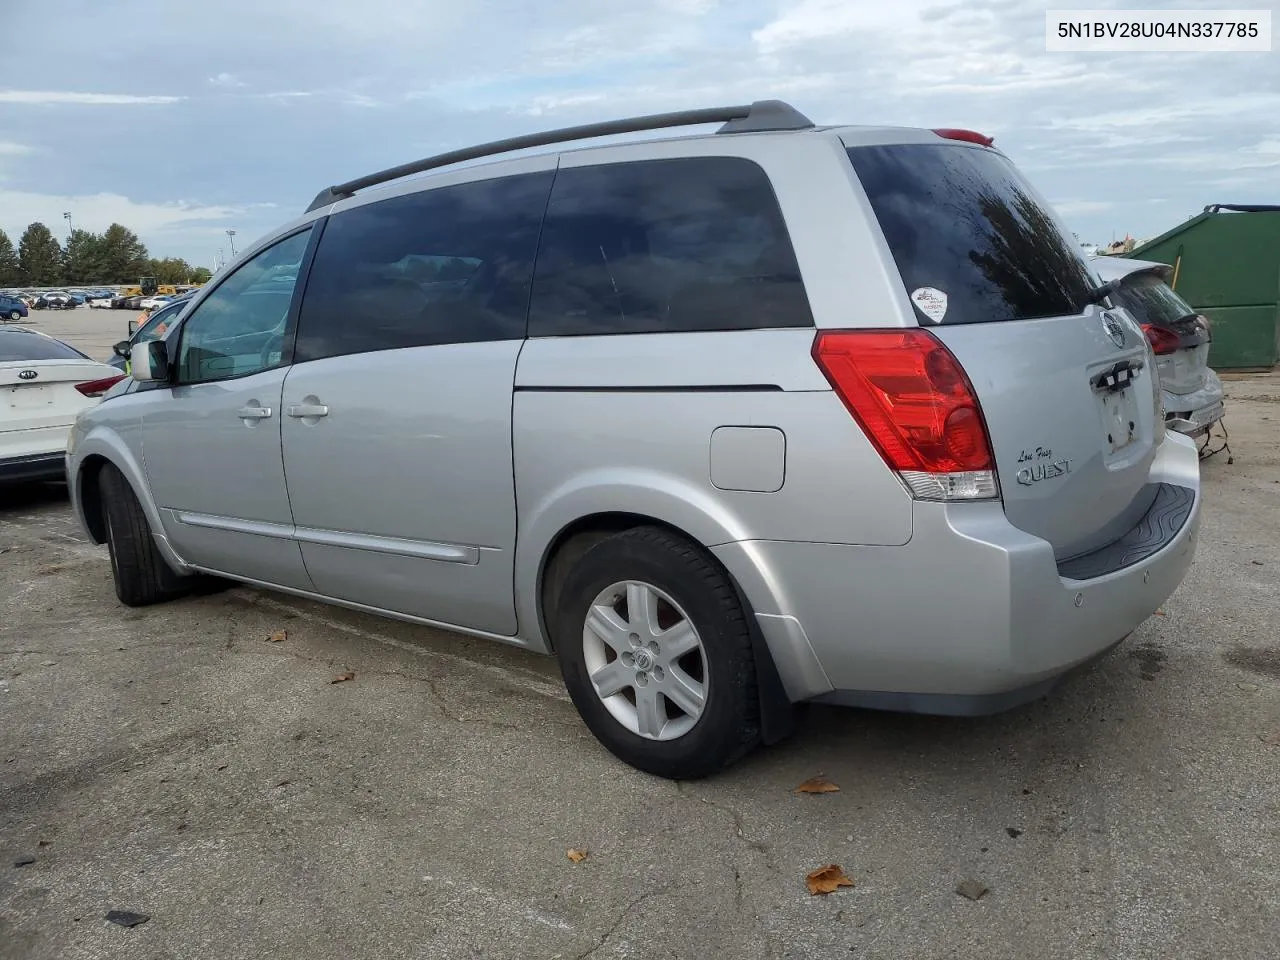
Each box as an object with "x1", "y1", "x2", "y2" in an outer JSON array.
[
  {"x1": 528, "y1": 157, "x2": 812, "y2": 337},
  {"x1": 846, "y1": 144, "x2": 1096, "y2": 325},
  {"x1": 294, "y1": 171, "x2": 554, "y2": 362}
]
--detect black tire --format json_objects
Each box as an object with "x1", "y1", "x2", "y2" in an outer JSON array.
[
  {"x1": 100, "y1": 463, "x2": 190, "y2": 606},
  {"x1": 554, "y1": 526, "x2": 760, "y2": 779},
  {"x1": 7, "y1": 310, "x2": 18, "y2": 321}
]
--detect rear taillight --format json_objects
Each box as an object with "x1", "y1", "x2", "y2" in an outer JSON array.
[
  {"x1": 1141, "y1": 323, "x2": 1180, "y2": 356},
  {"x1": 932, "y1": 128, "x2": 994, "y2": 147},
  {"x1": 75, "y1": 374, "x2": 126, "y2": 398},
  {"x1": 812, "y1": 330, "x2": 998, "y2": 501}
]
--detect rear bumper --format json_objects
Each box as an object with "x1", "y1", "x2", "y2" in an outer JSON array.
[
  {"x1": 714, "y1": 431, "x2": 1201, "y2": 711},
  {"x1": 0, "y1": 452, "x2": 67, "y2": 483},
  {"x1": 1163, "y1": 370, "x2": 1224, "y2": 436}
]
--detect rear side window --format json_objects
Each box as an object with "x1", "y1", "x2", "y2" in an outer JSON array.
[
  {"x1": 528, "y1": 157, "x2": 812, "y2": 337},
  {"x1": 1110, "y1": 274, "x2": 1196, "y2": 327},
  {"x1": 295, "y1": 171, "x2": 554, "y2": 362},
  {"x1": 0, "y1": 329, "x2": 89, "y2": 361},
  {"x1": 847, "y1": 144, "x2": 1096, "y2": 325}
]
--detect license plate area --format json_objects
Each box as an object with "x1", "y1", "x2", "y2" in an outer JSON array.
[
  {"x1": 4, "y1": 384, "x2": 54, "y2": 411},
  {"x1": 1189, "y1": 400, "x2": 1224, "y2": 429},
  {"x1": 1099, "y1": 388, "x2": 1139, "y2": 453},
  {"x1": 1092, "y1": 360, "x2": 1143, "y2": 455}
]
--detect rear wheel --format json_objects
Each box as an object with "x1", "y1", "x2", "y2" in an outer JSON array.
[
  {"x1": 7, "y1": 310, "x2": 19, "y2": 321},
  {"x1": 554, "y1": 526, "x2": 760, "y2": 779},
  {"x1": 100, "y1": 463, "x2": 190, "y2": 606}
]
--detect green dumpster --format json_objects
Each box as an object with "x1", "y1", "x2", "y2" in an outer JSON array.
[{"x1": 1127, "y1": 204, "x2": 1280, "y2": 370}]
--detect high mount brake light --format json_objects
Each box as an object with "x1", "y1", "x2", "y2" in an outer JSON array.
[
  {"x1": 1141, "y1": 323, "x2": 1180, "y2": 356},
  {"x1": 932, "y1": 128, "x2": 994, "y2": 147},
  {"x1": 811, "y1": 330, "x2": 998, "y2": 501},
  {"x1": 75, "y1": 373, "x2": 127, "y2": 398}
]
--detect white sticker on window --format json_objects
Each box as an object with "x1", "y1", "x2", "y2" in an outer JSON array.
[{"x1": 910, "y1": 287, "x2": 948, "y2": 323}]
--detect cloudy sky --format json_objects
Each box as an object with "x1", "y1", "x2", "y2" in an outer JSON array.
[{"x1": 1, "y1": 0, "x2": 1276, "y2": 267}]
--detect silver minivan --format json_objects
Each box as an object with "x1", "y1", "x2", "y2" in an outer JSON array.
[{"x1": 67, "y1": 101, "x2": 1201, "y2": 778}]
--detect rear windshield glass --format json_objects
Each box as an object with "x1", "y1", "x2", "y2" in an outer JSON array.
[
  {"x1": 847, "y1": 144, "x2": 1096, "y2": 325},
  {"x1": 1109, "y1": 274, "x2": 1196, "y2": 327},
  {"x1": 0, "y1": 329, "x2": 89, "y2": 362}
]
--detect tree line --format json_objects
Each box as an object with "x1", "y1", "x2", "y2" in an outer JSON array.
[{"x1": 0, "y1": 222, "x2": 213, "y2": 288}]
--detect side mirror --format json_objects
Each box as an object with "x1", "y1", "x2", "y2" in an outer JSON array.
[
  {"x1": 131, "y1": 340, "x2": 171, "y2": 383},
  {"x1": 127, "y1": 319, "x2": 139, "y2": 335},
  {"x1": 112, "y1": 340, "x2": 131, "y2": 359}
]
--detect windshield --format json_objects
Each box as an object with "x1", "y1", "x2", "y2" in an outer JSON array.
[{"x1": 846, "y1": 144, "x2": 1096, "y2": 325}]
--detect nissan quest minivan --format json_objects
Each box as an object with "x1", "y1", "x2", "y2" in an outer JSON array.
[{"x1": 67, "y1": 101, "x2": 1201, "y2": 779}]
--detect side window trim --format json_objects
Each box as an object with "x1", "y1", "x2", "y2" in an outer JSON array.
[{"x1": 172, "y1": 222, "x2": 324, "y2": 387}]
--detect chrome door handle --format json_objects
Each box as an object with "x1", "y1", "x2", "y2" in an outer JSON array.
[
  {"x1": 286, "y1": 402, "x2": 329, "y2": 419},
  {"x1": 236, "y1": 405, "x2": 272, "y2": 420}
]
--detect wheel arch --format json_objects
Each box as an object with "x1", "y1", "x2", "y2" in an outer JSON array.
[{"x1": 525, "y1": 504, "x2": 799, "y2": 747}]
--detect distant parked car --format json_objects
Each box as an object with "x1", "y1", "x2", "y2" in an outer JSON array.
[
  {"x1": 88, "y1": 297, "x2": 114, "y2": 308},
  {"x1": 34, "y1": 293, "x2": 78, "y2": 310},
  {"x1": 1, "y1": 327, "x2": 124, "y2": 483},
  {"x1": 1092, "y1": 256, "x2": 1225, "y2": 437},
  {"x1": 0, "y1": 294, "x2": 29, "y2": 321},
  {"x1": 138, "y1": 295, "x2": 173, "y2": 311}
]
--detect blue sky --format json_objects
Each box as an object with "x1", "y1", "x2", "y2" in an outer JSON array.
[{"x1": 1, "y1": 0, "x2": 1276, "y2": 267}]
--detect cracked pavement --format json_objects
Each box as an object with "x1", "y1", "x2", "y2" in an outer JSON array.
[{"x1": 2, "y1": 339, "x2": 1279, "y2": 957}]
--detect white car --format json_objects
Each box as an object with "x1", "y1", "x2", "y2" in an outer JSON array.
[
  {"x1": 138, "y1": 296, "x2": 173, "y2": 311},
  {"x1": 87, "y1": 297, "x2": 115, "y2": 309},
  {"x1": 1, "y1": 327, "x2": 123, "y2": 483}
]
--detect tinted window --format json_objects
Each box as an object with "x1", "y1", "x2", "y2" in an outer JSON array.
[
  {"x1": 176, "y1": 228, "x2": 312, "y2": 385},
  {"x1": 847, "y1": 145, "x2": 1096, "y2": 324},
  {"x1": 295, "y1": 171, "x2": 554, "y2": 362},
  {"x1": 528, "y1": 157, "x2": 811, "y2": 337},
  {"x1": 1111, "y1": 275, "x2": 1197, "y2": 327},
  {"x1": 0, "y1": 328, "x2": 89, "y2": 361}
]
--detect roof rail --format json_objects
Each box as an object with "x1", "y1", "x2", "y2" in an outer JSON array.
[{"x1": 304, "y1": 99, "x2": 814, "y2": 212}]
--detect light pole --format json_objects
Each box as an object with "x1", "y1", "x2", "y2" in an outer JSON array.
[
  {"x1": 63, "y1": 211, "x2": 73, "y2": 238},
  {"x1": 226, "y1": 229, "x2": 236, "y2": 259}
]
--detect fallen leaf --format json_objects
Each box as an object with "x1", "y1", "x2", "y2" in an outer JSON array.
[
  {"x1": 14, "y1": 857, "x2": 35, "y2": 868},
  {"x1": 805, "y1": 864, "x2": 854, "y2": 895},
  {"x1": 1238, "y1": 682, "x2": 1259, "y2": 693},
  {"x1": 794, "y1": 776, "x2": 840, "y2": 795},
  {"x1": 331, "y1": 671, "x2": 355, "y2": 684},
  {"x1": 566, "y1": 848, "x2": 588, "y2": 863},
  {"x1": 37, "y1": 564, "x2": 68, "y2": 576},
  {"x1": 1260, "y1": 731, "x2": 1280, "y2": 747},
  {"x1": 1005, "y1": 827, "x2": 1023, "y2": 839},
  {"x1": 1153, "y1": 609, "x2": 1166, "y2": 617},
  {"x1": 267, "y1": 629, "x2": 287, "y2": 643},
  {"x1": 104, "y1": 910, "x2": 150, "y2": 928},
  {"x1": 955, "y1": 878, "x2": 988, "y2": 901},
  {"x1": 1251, "y1": 560, "x2": 1264, "y2": 566}
]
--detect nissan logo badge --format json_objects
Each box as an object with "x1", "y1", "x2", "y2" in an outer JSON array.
[
  {"x1": 1101, "y1": 313, "x2": 1126, "y2": 349},
  {"x1": 18, "y1": 369, "x2": 38, "y2": 380}
]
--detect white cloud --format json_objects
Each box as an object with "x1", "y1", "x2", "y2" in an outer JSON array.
[
  {"x1": 0, "y1": 90, "x2": 184, "y2": 105},
  {"x1": 209, "y1": 72, "x2": 247, "y2": 88},
  {"x1": 0, "y1": 142, "x2": 32, "y2": 156},
  {"x1": 0, "y1": 190, "x2": 246, "y2": 237}
]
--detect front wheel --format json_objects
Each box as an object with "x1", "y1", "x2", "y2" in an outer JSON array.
[
  {"x1": 554, "y1": 526, "x2": 761, "y2": 779},
  {"x1": 100, "y1": 463, "x2": 191, "y2": 606}
]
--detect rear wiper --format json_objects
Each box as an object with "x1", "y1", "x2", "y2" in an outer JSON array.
[{"x1": 1081, "y1": 277, "x2": 1123, "y2": 309}]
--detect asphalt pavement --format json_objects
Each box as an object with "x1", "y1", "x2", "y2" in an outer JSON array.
[{"x1": 2, "y1": 311, "x2": 1277, "y2": 959}]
